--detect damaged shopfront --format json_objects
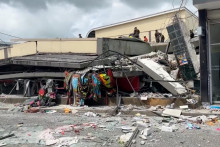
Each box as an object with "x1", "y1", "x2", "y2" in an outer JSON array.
[
  {"x1": 194, "y1": 0, "x2": 220, "y2": 104},
  {"x1": 0, "y1": 30, "x2": 199, "y2": 107}
]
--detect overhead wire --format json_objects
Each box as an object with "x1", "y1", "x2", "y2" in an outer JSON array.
[
  {"x1": 172, "y1": 0, "x2": 175, "y2": 9},
  {"x1": 184, "y1": 0, "x2": 189, "y2": 7},
  {"x1": 0, "y1": 38, "x2": 7, "y2": 44},
  {"x1": 179, "y1": 10, "x2": 198, "y2": 32},
  {"x1": 0, "y1": 31, "x2": 22, "y2": 39},
  {"x1": 158, "y1": 0, "x2": 180, "y2": 33},
  {"x1": 178, "y1": 0, "x2": 185, "y2": 11},
  {"x1": 165, "y1": 0, "x2": 198, "y2": 34},
  {"x1": 178, "y1": 10, "x2": 198, "y2": 19},
  {"x1": 174, "y1": 0, "x2": 198, "y2": 33},
  {"x1": 158, "y1": 0, "x2": 187, "y2": 41},
  {"x1": 172, "y1": 0, "x2": 185, "y2": 21}
]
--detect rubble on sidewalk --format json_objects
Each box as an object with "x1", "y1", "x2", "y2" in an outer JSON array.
[
  {"x1": 137, "y1": 57, "x2": 187, "y2": 95},
  {"x1": 0, "y1": 108, "x2": 219, "y2": 146},
  {"x1": 161, "y1": 126, "x2": 174, "y2": 132},
  {"x1": 119, "y1": 133, "x2": 133, "y2": 144},
  {"x1": 162, "y1": 109, "x2": 182, "y2": 118},
  {"x1": 84, "y1": 112, "x2": 97, "y2": 117},
  {"x1": 2, "y1": 3, "x2": 220, "y2": 146},
  {"x1": 0, "y1": 14, "x2": 214, "y2": 147}
]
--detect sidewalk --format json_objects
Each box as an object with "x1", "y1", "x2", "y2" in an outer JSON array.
[{"x1": 1, "y1": 102, "x2": 220, "y2": 117}]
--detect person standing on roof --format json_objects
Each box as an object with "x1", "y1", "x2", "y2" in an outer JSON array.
[
  {"x1": 155, "y1": 30, "x2": 161, "y2": 43},
  {"x1": 133, "y1": 27, "x2": 140, "y2": 39},
  {"x1": 190, "y1": 30, "x2": 194, "y2": 39},
  {"x1": 161, "y1": 34, "x2": 165, "y2": 42}
]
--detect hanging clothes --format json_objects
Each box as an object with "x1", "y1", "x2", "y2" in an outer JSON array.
[
  {"x1": 99, "y1": 74, "x2": 111, "y2": 88},
  {"x1": 91, "y1": 73, "x2": 101, "y2": 101},
  {"x1": 107, "y1": 69, "x2": 116, "y2": 88},
  {"x1": 101, "y1": 69, "x2": 116, "y2": 98},
  {"x1": 80, "y1": 73, "x2": 89, "y2": 99},
  {"x1": 99, "y1": 69, "x2": 115, "y2": 89},
  {"x1": 64, "y1": 71, "x2": 73, "y2": 91},
  {"x1": 71, "y1": 74, "x2": 82, "y2": 105}
]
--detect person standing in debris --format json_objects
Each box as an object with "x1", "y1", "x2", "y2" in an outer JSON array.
[
  {"x1": 190, "y1": 30, "x2": 194, "y2": 39},
  {"x1": 79, "y1": 34, "x2": 82, "y2": 38},
  {"x1": 155, "y1": 30, "x2": 161, "y2": 43},
  {"x1": 144, "y1": 36, "x2": 148, "y2": 42},
  {"x1": 161, "y1": 34, "x2": 165, "y2": 42},
  {"x1": 133, "y1": 27, "x2": 140, "y2": 39}
]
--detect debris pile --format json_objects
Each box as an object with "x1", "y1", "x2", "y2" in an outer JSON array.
[
  {"x1": 53, "y1": 50, "x2": 198, "y2": 107},
  {"x1": 0, "y1": 105, "x2": 220, "y2": 147},
  {"x1": 0, "y1": 41, "x2": 200, "y2": 108}
]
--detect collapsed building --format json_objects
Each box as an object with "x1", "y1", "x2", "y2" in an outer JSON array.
[{"x1": 0, "y1": 8, "x2": 200, "y2": 107}]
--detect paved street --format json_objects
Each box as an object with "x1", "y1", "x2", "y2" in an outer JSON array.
[{"x1": 0, "y1": 110, "x2": 220, "y2": 147}]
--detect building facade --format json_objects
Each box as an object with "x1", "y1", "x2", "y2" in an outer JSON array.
[
  {"x1": 193, "y1": 0, "x2": 220, "y2": 104},
  {"x1": 87, "y1": 7, "x2": 198, "y2": 43}
]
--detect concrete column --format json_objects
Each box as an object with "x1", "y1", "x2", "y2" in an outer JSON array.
[
  {"x1": 199, "y1": 9, "x2": 210, "y2": 103},
  {"x1": 149, "y1": 31, "x2": 151, "y2": 42},
  {"x1": 24, "y1": 80, "x2": 31, "y2": 97}
]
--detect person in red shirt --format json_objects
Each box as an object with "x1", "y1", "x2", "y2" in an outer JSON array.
[{"x1": 144, "y1": 36, "x2": 148, "y2": 42}]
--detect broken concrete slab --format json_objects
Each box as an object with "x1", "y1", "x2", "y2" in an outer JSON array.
[
  {"x1": 140, "y1": 140, "x2": 145, "y2": 145},
  {"x1": 161, "y1": 126, "x2": 173, "y2": 132},
  {"x1": 139, "y1": 135, "x2": 147, "y2": 140},
  {"x1": 163, "y1": 109, "x2": 182, "y2": 118},
  {"x1": 179, "y1": 105, "x2": 189, "y2": 109},
  {"x1": 142, "y1": 128, "x2": 151, "y2": 136},
  {"x1": 56, "y1": 137, "x2": 79, "y2": 146},
  {"x1": 97, "y1": 38, "x2": 152, "y2": 56},
  {"x1": 119, "y1": 133, "x2": 133, "y2": 144},
  {"x1": 137, "y1": 58, "x2": 187, "y2": 95}
]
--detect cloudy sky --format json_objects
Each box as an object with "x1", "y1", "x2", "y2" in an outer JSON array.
[{"x1": 0, "y1": 0, "x2": 197, "y2": 41}]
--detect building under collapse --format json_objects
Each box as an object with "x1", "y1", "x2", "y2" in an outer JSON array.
[{"x1": 0, "y1": 7, "x2": 200, "y2": 106}]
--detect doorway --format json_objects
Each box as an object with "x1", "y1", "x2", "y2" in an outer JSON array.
[{"x1": 210, "y1": 20, "x2": 220, "y2": 103}]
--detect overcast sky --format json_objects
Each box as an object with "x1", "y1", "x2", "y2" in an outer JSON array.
[{"x1": 0, "y1": 0, "x2": 197, "y2": 41}]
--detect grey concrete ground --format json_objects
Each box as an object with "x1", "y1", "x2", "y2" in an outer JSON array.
[{"x1": 0, "y1": 110, "x2": 220, "y2": 147}]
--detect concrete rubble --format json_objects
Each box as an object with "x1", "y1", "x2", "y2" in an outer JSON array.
[
  {"x1": 137, "y1": 58, "x2": 186, "y2": 95},
  {"x1": 0, "y1": 30, "x2": 203, "y2": 125},
  {"x1": 0, "y1": 9, "x2": 218, "y2": 147},
  {"x1": 0, "y1": 48, "x2": 201, "y2": 120},
  {"x1": 162, "y1": 109, "x2": 182, "y2": 118},
  {"x1": 0, "y1": 106, "x2": 219, "y2": 147},
  {"x1": 129, "y1": 51, "x2": 189, "y2": 96},
  {"x1": 0, "y1": 39, "x2": 199, "y2": 109}
]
